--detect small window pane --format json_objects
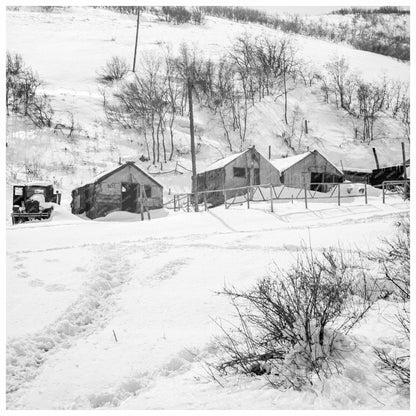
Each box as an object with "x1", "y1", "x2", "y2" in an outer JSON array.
[
  {"x1": 145, "y1": 185, "x2": 152, "y2": 198},
  {"x1": 233, "y1": 167, "x2": 246, "y2": 178}
]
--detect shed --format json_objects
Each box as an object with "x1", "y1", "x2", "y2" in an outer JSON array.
[
  {"x1": 196, "y1": 146, "x2": 281, "y2": 206},
  {"x1": 342, "y1": 167, "x2": 372, "y2": 184},
  {"x1": 71, "y1": 162, "x2": 163, "y2": 219},
  {"x1": 271, "y1": 150, "x2": 344, "y2": 190},
  {"x1": 370, "y1": 162, "x2": 409, "y2": 186}
]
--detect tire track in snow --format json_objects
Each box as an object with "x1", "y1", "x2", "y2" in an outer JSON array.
[
  {"x1": 6, "y1": 207, "x2": 408, "y2": 256},
  {"x1": 6, "y1": 243, "x2": 134, "y2": 407}
]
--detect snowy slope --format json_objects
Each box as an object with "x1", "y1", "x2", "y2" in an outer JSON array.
[
  {"x1": 5, "y1": 7, "x2": 411, "y2": 410},
  {"x1": 5, "y1": 7, "x2": 410, "y2": 221},
  {"x1": 6, "y1": 195, "x2": 410, "y2": 409}
]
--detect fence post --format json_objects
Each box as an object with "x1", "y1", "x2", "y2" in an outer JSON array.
[
  {"x1": 247, "y1": 186, "x2": 250, "y2": 209},
  {"x1": 364, "y1": 183, "x2": 368, "y2": 204},
  {"x1": 337, "y1": 184, "x2": 340, "y2": 206},
  {"x1": 304, "y1": 183, "x2": 308, "y2": 209},
  {"x1": 223, "y1": 189, "x2": 227, "y2": 209},
  {"x1": 140, "y1": 187, "x2": 144, "y2": 221},
  {"x1": 187, "y1": 194, "x2": 190, "y2": 212},
  {"x1": 173, "y1": 195, "x2": 177, "y2": 212},
  {"x1": 204, "y1": 192, "x2": 207, "y2": 211},
  {"x1": 382, "y1": 182, "x2": 385, "y2": 204},
  {"x1": 270, "y1": 184, "x2": 274, "y2": 213}
]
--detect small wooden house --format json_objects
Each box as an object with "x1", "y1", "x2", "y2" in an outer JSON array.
[
  {"x1": 196, "y1": 146, "x2": 281, "y2": 206},
  {"x1": 71, "y1": 162, "x2": 163, "y2": 219},
  {"x1": 271, "y1": 150, "x2": 344, "y2": 190}
]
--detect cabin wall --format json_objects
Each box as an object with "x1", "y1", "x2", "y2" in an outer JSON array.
[
  {"x1": 78, "y1": 165, "x2": 163, "y2": 219},
  {"x1": 71, "y1": 187, "x2": 84, "y2": 214},
  {"x1": 197, "y1": 168, "x2": 225, "y2": 207},
  {"x1": 282, "y1": 152, "x2": 343, "y2": 189},
  {"x1": 258, "y1": 153, "x2": 281, "y2": 186},
  {"x1": 370, "y1": 165, "x2": 405, "y2": 186},
  {"x1": 197, "y1": 149, "x2": 281, "y2": 206}
]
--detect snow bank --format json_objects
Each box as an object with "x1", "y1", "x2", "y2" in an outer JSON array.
[{"x1": 95, "y1": 208, "x2": 170, "y2": 222}]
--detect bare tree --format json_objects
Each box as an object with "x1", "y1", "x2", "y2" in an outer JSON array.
[
  {"x1": 324, "y1": 56, "x2": 351, "y2": 111},
  {"x1": 355, "y1": 78, "x2": 388, "y2": 142}
]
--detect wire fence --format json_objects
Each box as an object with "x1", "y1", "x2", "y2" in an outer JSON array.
[
  {"x1": 165, "y1": 180, "x2": 410, "y2": 213},
  {"x1": 382, "y1": 180, "x2": 410, "y2": 203}
]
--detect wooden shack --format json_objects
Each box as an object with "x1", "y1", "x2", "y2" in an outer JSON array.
[
  {"x1": 271, "y1": 150, "x2": 344, "y2": 191},
  {"x1": 370, "y1": 159, "x2": 410, "y2": 186},
  {"x1": 71, "y1": 162, "x2": 163, "y2": 219},
  {"x1": 196, "y1": 146, "x2": 281, "y2": 206},
  {"x1": 342, "y1": 167, "x2": 372, "y2": 184}
]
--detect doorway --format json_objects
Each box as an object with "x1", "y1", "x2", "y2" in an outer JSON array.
[
  {"x1": 248, "y1": 168, "x2": 260, "y2": 186},
  {"x1": 121, "y1": 183, "x2": 139, "y2": 212}
]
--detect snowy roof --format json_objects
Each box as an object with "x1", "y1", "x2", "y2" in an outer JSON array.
[
  {"x1": 83, "y1": 162, "x2": 163, "y2": 188},
  {"x1": 271, "y1": 151, "x2": 343, "y2": 176},
  {"x1": 25, "y1": 181, "x2": 53, "y2": 187},
  {"x1": 270, "y1": 152, "x2": 311, "y2": 173},
  {"x1": 199, "y1": 150, "x2": 247, "y2": 174}
]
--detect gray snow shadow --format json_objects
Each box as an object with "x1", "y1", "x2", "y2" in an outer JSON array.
[{"x1": 6, "y1": 244, "x2": 134, "y2": 406}]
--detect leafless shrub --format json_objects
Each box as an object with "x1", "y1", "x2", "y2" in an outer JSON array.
[
  {"x1": 370, "y1": 217, "x2": 410, "y2": 390},
  {"x1": 26, "y1": 94, "x2": 54, "y2": 128},
  {"x1": 54, "y1": 111, "x2": 79, "y2": 140},
  {"x1": 6, "y1": 51, "x2": 54, "y2": 127},
  {"x1": 191, "y1": 7, "x2": 204, "y2": 24},
  {"x1": 281, "y1": 105, "x2": 305, "y2": 152},
  {"x1": 98, "y1": 56, "x2": 129, "y2": 83},
  {"x1": 215, "y1": 247, "x2": 377, "y2": 389},
  {"x1": 370, "y1": 216, "x2": 409, "y2": 302},
  {"x1": 24, "y1": 157, "x2": 44, "y2": 181}
]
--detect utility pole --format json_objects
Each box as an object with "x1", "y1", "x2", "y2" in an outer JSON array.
[
  {"x1": 401, "y1": 142, "x2": 407, "y2": 181},
  {"x1": 187, "y1": 77, "x2": 198, "y2": 212},
  {"x1": 132, "y1": 7, "x2": 140, "y2": 72},
  {"x1": 372, "y1": 147, "x2": 380, "y2": 170}
]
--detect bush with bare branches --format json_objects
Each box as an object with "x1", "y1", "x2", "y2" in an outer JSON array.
[
  {"x1": 98, "y1": 56, "x2": 129, "y2": 83},
  {"x1": 371, "y1": 217, "x2": 410, "y2": 390},
  {"x1": 215, "y1": 248, "x2": 377, "y2": 389},
  {"x1": 6, "y1": 51, "x2": 54, "y2": 127}
]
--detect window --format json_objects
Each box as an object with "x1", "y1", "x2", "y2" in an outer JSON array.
[
  {"x1": 144, "y1": 185, "x2": 152, "y2": 198},
  {"x1": 233, "y1": 167, "x2": 246, "y2": 178},
  {"x1": 14, "y1": 187, "x2": 24, "y2": 196}
]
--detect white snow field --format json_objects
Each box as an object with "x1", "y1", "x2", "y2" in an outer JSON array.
[
  {"x1": 6, "y1": 193, "x2": 410, "y2": 410},
  {"x1": 6, "y1": 5, "x2": 411, "y2": 411}
]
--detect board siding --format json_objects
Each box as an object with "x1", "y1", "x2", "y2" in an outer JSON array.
[
  {"x1": 73, "y1": 164, "x2": 163, "y2": 219},
  {"x1": 282, "y1": 152, "x2": 343, "y2": 189}
]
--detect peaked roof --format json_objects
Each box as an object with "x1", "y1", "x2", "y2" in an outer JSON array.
[
  {"x1": 270, "y1": 152, "x2": 311, "y2": 173},
  {"x1": 87, "y1": 162, "x2": 163, "y2": 188},
  {"x1": 271, "y1": 150, "x2": 343, "y2": 176},
  {"x1": 199, "y1": 149, "x2": 248, "y2": 174}
]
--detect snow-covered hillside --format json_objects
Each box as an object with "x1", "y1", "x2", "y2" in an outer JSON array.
[
  {"x1": 6, "y1": 6, "x2": 411, "y2": 411},
  {"x1": 6, "y1": 7, "x2": 410, "y2": 217}
]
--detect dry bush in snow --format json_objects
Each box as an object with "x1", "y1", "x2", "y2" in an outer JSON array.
[
  {"x1": 98, "y1": 56, "x2": 129, "y2": 83},
  {"x1": 371, "y1": 217, "x2": 410, "y2": 390},
  {"x1": 6, "y1": 51, "x2": 54, "y2": 128},
  {"x1": 215, "y1": 247, "x2": 377, "y2": 389}
]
